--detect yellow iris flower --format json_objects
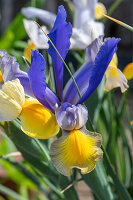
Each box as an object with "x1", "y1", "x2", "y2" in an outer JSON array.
[
  {"x1": 104, "y1": 54, "x2": 129, "y2": 93},
  {"x1": 50, "y1": 128, "x2": 102, "y2": 176}
]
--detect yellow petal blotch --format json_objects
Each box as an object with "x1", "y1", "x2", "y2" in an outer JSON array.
[
  {"x1": 109, "y1": 53, "x2": 118, "y2": 68},
  {"x1": 50, "y1": 128, "x2": 103, "y2": 176},
  {"x1": 19, "y1": 98, "x2": 59, "y2": 139},
  {"x1": 24, "y1": 42, "x2": 36, "y2": 62},
  {"x1": 123, "y1": 62, "x2": 133, "y2": 80},
  {"x1": 0, "y1": 71, "x2": 3, "y2": 82}
]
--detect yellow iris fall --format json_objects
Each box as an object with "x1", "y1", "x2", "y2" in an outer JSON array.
[
  {"x1": 51, "y1": 129, "x2": 102, "y2": 176},
  {"x1": 20, "y1": 98, "x2": 59, "y2": 139}
]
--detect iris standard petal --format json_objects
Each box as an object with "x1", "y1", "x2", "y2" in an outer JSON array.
[
  {"x1": 0, "y1": 79, "x2": 25, "y2": 122},
  {"x1": 56, "y1": 103, "x2": 88, "y2": 130},
  {"x1": 28, "y1": 50, "x2": 60, "y2": 112},
  {"x1": 22, "y1": 7, "x2": 56, "y2": 26},
  {"x1": 78, "y1": 37, "x2": 121, "y2": 104},
  {"x1": 19, "y1": 98, "x2": 59, "y2": 139},
  {"x1": 48, "y1": 5, "x2": 72, "y2": 101},
  {"x1": 50, "y1": 128, "x2": 102, "y2": 176},
  {"x1": 63, "y1": 61, "x2": 92, "y2": 105}
]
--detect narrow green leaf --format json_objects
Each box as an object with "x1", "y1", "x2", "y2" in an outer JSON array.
[
  {"x1": 0, "y1": 157, "x2": 49, "y2": 197},
  {"x1": 102, "y1": 148, "x2": 132, "y2": 200},
  {"x1": 0, "y1": 184, "x2": 26, "y2": 200},
  {"x1": 8, "y1": 120, "x2": 48, "y2": 161},
  {"x1": 83, "y1": 161, "x2": 114, "y2": 200}
]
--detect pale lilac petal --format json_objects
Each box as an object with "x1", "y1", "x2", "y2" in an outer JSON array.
[
  {"x1": 0, "y1": 50, "x2": 33, "y2": 97},
  {"x1": 86, "y1": 36, "x2": 103, "y2": 62},
  {"x1": 22, "y1": 7, "x2": 56, "y2": 25},
  {"x1": 56, "y1": 102, "x2": 88, "y2": 130}
]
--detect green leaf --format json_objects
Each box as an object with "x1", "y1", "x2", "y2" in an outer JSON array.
[
  {"x1": 0, "y1": 184, "x2": 26, "y2": 200},
  {"x1": 0, "y1": 157, "x2": 50, "y2": 196},
  {"x1": 0, "y1": 14, "x2": 26, "y2": 50},
  {"x1": 8, "y1": 120, "x2": 48, "y2": 161},
  {"x1": 82, "y1": 161, "x2": 114, "y2": 200},
  {"x1": 102, "y1": 148, "x2": 132, "y2": 200}
]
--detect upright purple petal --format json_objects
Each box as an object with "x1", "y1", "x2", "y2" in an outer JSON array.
[
  {"x1": 63, "y1": 61, "x2": 92, "y2": 105},
  {"x1": 48, "y1": 5, "x2": 72, "y2": 101},
  {"x1": 28, "y1": 50, "x2": 60, "y2": 112},
  {"x1": 56, "y1": 102, "x2": 88, "y2": 131},
  {"x1": 78, "y1": 37, "x2": 121, "y2": 104}
]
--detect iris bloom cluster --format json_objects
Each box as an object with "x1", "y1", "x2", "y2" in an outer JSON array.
[
  {"x1": 0, "y1": 6, "x2": 120, "y2": 176},
  {"x1": 22, "y1": 0, "x2": 105, "y2": 50}
]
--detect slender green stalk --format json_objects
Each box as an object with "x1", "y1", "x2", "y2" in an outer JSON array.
[
  {"x1": 102, "y1": 0, "x2": 122, "y2": 23},
  {"x1": 35, "y1": 22, "x2": 82, "y2": 99},
  {"x1": 103, "y1": 14, "x2": 133, "y2": 32},
  {"x1": 48, "y1": 54, "x2": 56, "y2": 93}
]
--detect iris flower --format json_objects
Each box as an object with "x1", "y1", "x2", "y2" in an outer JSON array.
[
  {"x1": 86, "y1": 36, "x2": 129, "y2": 93},
  {"x1": 22, "y1": 0, "x2": 104, "y2": 50},
  {"x1": 0, "y1": 6, "x2": 120, "y2": 176}
]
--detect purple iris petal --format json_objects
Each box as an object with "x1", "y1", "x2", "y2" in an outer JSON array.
[
  {"x1": 0, "y1": 50, "x2": 26, "y2": 82},
  {"x1": 28, "y1": 50, "x2": 60, "y2": 112},
  {"x1": 63, "y1": 61, "x2": 92, "y2": 105},
  {"x1": 0, "y1": 50, "x2": 34, "y2": 97},
  {"x1": 86, "y1": 36, "x2": 103, "y2": 63},
  {"x1": 48, "y1": 5, "x2": 72, "y2": 101},
  {"x1": 56, "y1": 102, "x2": 88, "y2": 130},
  {"x1": 78, "y1": 37, "x2": 121, "y2": 104}
]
